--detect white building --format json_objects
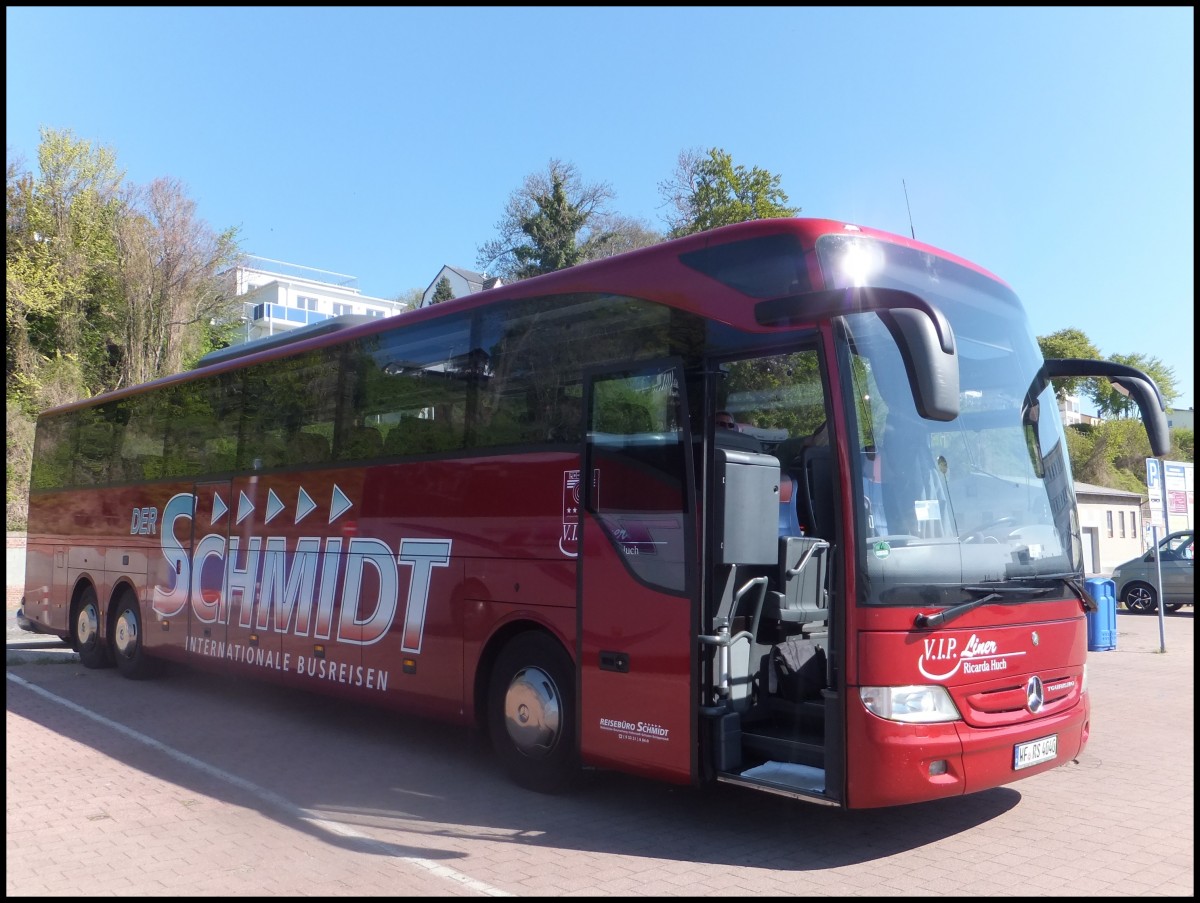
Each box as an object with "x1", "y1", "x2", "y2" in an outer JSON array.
[
  {"x1": 1075, "y1": 481, "x2": 1147, "y2": 576},
  {"x1": 420, "y1": 265, "x2": 501, "y2": 308},
  {"x1": 1058, "y1": 393, "x2": 1101, "y2": 427},
  {"x1": 1166, "y1": 407, "x2": 1194, "y2": 432},
  {"x1": 226, "y1": 256, "x2": 407, "y2": 345}
]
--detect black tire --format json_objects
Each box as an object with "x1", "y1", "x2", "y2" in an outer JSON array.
[
  {"x1": 71, "y1": 586, "x2": 112, "y2": 669},
  {"x1": 487, "y1": 632, "x2": 579, "y2": 794},
  {"x1": 1164, "y1": 603, "x2": 1185, "y2": 613},
  {"x1": 111, "y1": 592, "x2": 161, "y2": 680},
  {"x1": 1122, "y1": 582, "x2": 1158, "y2": 614}
]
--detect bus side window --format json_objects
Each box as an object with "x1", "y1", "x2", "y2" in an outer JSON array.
[
  {"x1": 74, "y1": 419, "x2": 115, "y2": 485},
  {"x1": 292, "y1": 430, "x2": 330, "y2": 465},
  {"x1": 203, "y1": 437, "x2": 238, "y2": 473},
  {"x1": 384, "y1": 416, "x2": 459, "y2": 456},
  {"x1": 339, "y1": 425, "x2": 383, "y2": 460}
]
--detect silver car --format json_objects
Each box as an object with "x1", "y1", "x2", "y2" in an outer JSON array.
[{"x1": 1111, "y1": 530, "x2": 1194, "y2": 614}]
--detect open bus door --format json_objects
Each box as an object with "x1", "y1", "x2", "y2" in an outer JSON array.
[{"x1": 578, "y1": 361, "x2": 698, "y2": 785}]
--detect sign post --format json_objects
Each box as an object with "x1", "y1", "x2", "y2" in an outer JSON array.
[{"x1": 1145, "y1": 458, "x2": 1168, "y2": 653}]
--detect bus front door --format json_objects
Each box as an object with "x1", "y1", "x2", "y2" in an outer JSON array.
[{"x1": 579, "y1": 362, "x2": 698, "y2": 784}]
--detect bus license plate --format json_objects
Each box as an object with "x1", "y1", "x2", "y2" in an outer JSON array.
[{"x1": 1013, "y1": 735, "x2": 1057, "y2": 770}]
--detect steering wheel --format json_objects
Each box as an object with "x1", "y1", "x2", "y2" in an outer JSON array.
[{"x1": 961, "y1": 516, "x2": 1018, "y2": 544}]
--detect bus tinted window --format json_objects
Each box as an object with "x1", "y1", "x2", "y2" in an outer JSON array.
[
  {"x1": 241, "y1": 349, "x2": 338, "y2": 469},
  {"x1": 345, "y1": 314, "x2": 472, "y2": 458}
]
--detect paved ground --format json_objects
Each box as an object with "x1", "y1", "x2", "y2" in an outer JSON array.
[{"x1": 6, "y1": 603, "x2": 1194, "y2": 897}]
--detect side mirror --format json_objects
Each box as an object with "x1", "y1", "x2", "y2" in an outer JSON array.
[
  {"x1": 756, "y1": 287, "x2": 959, "y2": 421},
  {"x1": 1038, "y1": 359, "x2": 1170, "y2": 456}
]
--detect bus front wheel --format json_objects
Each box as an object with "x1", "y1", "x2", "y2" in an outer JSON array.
[
  {"x1": 112, "y1": 593, "x2": 161, "y2": 680},
  {"x1": 487, "y1": 632, "x2": 579, "y2": 794},
  {"x1": 72, "y1": 586, "x2": 111, "y2": 670}
]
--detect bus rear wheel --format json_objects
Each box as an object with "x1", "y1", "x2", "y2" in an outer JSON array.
[
  {"x1": 488, "y1": 632, "x2": 579, "y2": 794},
  {"x1": 72, "y1": 586, "x2": 111, "y2": 670},
  {"x1": 112, "y1": 593, "x2": 161, "y2": 680}
]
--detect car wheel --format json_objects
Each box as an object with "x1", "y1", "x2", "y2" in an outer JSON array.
[
  {"x1": 1122, "y1": 582, "x2": 1158, "y2": 614},
  {"x1": 111, "y1": 592, "x2": 162, "y2": 680},
  {"x1": 488, "y1": 632, "x2": 579, "y2": 794},
  {"x1": 71, "y1": 586, "x2": 112, "y2": 669}
]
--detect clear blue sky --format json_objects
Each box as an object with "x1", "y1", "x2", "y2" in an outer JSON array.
[{"x1": 6, "y1": 7, "x2": 1194, "y2": 410}]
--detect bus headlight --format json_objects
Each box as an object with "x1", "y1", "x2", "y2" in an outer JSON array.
[{"x1": 859, "y1": 685, "x2": 962, "y2": 723}]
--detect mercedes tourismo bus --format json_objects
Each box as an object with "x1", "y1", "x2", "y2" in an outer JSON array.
[{"x1": 19, "y1": 218, "x2": 1169, "y2": 809}]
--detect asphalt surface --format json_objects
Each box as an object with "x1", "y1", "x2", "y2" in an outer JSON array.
[{"x1": 6, "y1": 604, "x2": 1194, "y2": 896}]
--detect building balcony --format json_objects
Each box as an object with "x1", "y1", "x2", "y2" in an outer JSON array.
[{"x1": 250, "y1": 303, "x2": 331, "y2": 327}]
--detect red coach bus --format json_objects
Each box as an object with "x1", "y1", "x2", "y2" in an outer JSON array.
[{"x1": 19, "y1": 218, "x2": 1169, "y2": 809}]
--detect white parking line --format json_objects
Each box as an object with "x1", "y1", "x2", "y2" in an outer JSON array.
[{"x1": 7, "y1": 671, "x2": 512, "y2": 897}]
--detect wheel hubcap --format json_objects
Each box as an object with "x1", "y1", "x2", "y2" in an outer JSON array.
[
  {"x1": 114, "y1": 608, "x2": 139, "y2": 657},
  {"x1": 76, "y1": 603, "x2": 99, "y2": 647},
  {"x1": 1129, "y1": 588, "x2": 1155, "y2": 612},
  {"x1": 503, "y1": 666, "x2": 561, "y2": 758}
]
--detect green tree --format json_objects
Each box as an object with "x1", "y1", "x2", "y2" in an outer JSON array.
[
  {"x1": 477, "y1": 159, "x2": 614, "y2": 282},
  {"x1": 430, "y1": 275, "x2": 455, "y2": 304},
  {"x1": 1089, "y1": 352, "x2": 1178, "y2": 420},
  {"x1": 7, "y1": 128, "x2": 125, "y2": 409},
  {"x1": 114, "y1": 176, "x2": 242, "y2": 386},
  {"x1": 1172, "y1": 427, "x2": 1194, "y2": 462},
  {"x1": 578, "y1": 212, "x2": 663, "y2": 261},
  {"x1": 1036, "y1": 328, "x2": 1102, "y2": 401},
  {"x1": 6, "y1": 128, "x2": 241, "y2": 529},
  {"x1": 391, "y1": 287, "x2": 423, "y2": 312},
  {"x1": 1038, "y1": 329, "x2": 1178, "y2": 417},
  {"x1": 658, "y1": 147, "x2": 799, "y2": 238}
]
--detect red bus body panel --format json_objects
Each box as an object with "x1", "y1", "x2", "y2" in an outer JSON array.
[
  {"x1": 845, "y1": 603, "x2": 1090, "y2": 809},
  {"x1": 577, "y1": 510, "x2": 694, "y2": 784},
  {"x1": 25, "y1": 453, "x2": 585, "y2": 727}
]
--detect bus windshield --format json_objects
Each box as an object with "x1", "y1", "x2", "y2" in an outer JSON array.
[{"x1": 824, "y1": 235, "x2": 1081, "y2": 603}]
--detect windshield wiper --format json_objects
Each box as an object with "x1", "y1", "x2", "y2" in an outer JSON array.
[
  {"x1": 979, "y1": 572, "x2": 1097, "y2": 611},
  {"x1": 915, "y1": 584, "x2": 1052, "y2": 629},
  {"x1": 996, "y1": 572, "x2": 1078, "y2": 583}
]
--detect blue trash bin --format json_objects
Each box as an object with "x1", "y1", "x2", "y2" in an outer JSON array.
[{"x1": 1085, "y1": 577, "x2": 1117, "y2": 651}]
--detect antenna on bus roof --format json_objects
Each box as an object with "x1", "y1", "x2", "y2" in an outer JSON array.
[{"x1": 902, "y1": 179, "x2": 916, "y2": 239}]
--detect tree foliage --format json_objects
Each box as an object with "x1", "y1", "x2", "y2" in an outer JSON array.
[
  {"x1": 578, "y1": 211, "x2": 662, "y2": 261},
  {"x1": 430, "y1": 274, "x2": 455, "y2": 304},
  {"x1": 476, "y1": 159, "x2": 660, "y2": 282},
  {"x1": 391, "y1": 287, "x2": 423, "y2": 312},
  {"x1": 1038, "y1": 329, "x2": 1178, "y2": 417},
  {"x1": 476, "y1": 160, "x2": 609, "y2": 282},
  {"x1": 6, "y1": 128, "x2": 241, "y2": 528},
  {"x1": 1090, "y1": 352, "x2": 1177, "y2": 419},
  {"x1": 658, "y1": 147, "x2": 799, "y2": 238},
  {"x1": 1036, "y1": 328, "x2": 1102, "y2": 401},
  {"x1": 115, "y1": 177, "x2": 242, "y2": 387}
]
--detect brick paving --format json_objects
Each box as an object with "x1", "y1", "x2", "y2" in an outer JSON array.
[{"x1": 6, "y1": 605, "x2": 1194, "y2": 896}]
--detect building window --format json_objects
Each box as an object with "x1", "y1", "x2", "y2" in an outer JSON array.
[
  {"x1": 366, "y1": 309, "x2": 384, "y2": 318},
  {"x1": 297, "y1": 295, "x2": 318, "y2": 311},
  {"x1": 333, "y1": 302, "x2": 354, "y2": 316},
  {"x1": 1119, "y1": 511, "x2": 1126, "y2": 538},
  {"x1": 1106, "y1": 511, "x2": 1114, "y2": 538}
]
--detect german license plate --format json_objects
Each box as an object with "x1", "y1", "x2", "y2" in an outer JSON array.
[{"x1": 1013, "y1": 734, "x2": 1057, "y2": 770}]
